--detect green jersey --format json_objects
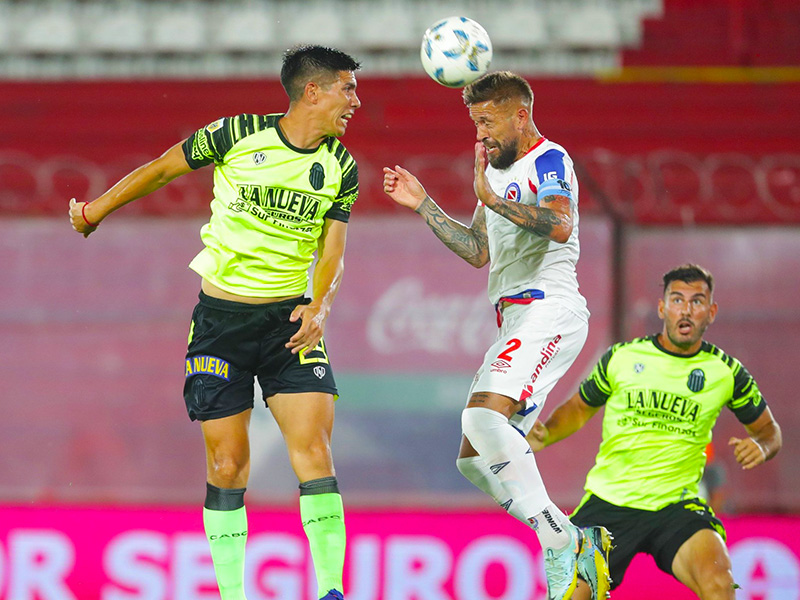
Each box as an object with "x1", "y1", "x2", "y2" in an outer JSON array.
[
  {"x1": 181, "y1": 113, "x2": 358, "y2": 297},
  {"x1": 579, "y1": 335, "x2": 766, "y2": 510}
]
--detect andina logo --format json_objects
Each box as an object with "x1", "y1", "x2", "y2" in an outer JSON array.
[{"x1": 518, "y1": 335, "x2": 562, "y2": 402}]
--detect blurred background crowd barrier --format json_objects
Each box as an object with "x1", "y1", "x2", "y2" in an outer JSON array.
[{"x1": 1, "y1": 0, "x2": 799, "y2": 598}]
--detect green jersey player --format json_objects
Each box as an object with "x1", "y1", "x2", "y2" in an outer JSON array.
[
  {"x1": 69, "y1": 45, "x2": 362, "y2": 600},
  {"x1": 528, "y1": 264, "x2": 782, "y2": 600}
]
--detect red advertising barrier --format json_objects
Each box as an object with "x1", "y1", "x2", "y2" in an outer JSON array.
[
  {"x1": 1, "y1": 78, "x2": 799, "y2": 223},
  {"x1": 0, "y1": 505, "x2": 797, "y2": 599}
]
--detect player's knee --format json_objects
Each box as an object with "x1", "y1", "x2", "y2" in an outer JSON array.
[
  {"x1": 456, "y1": 456, "x2": 472, "y2": 479},
  {"x1": 462, "y1": 406, "x2": 490, "y2": 438},
  {"x1": 208, "y1": 453, "x2": 248, "y2": 485},
  {"x1": 697, "y1": 566, "x2": 735, "y2": 599},
  {"x1": 288, "y1": 438, "x2": 332, "y2": 468}
]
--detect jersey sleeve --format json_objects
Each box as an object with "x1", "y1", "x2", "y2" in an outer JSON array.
[
  {"x1": 324, "y1": 144, "x2": 358, "y2": 223},
  {"x1": 182, "y1": 114, "x2": 270, "y2": 170},
  {"x1": 533, "y1": 148, "x2": 576, "y2": 205},
  {"x1": 726, "y1": 358, "x2": 768, "y2": 424},
  {"x1": 579, "y1": 344, "x2": 618, "y2": 407}
]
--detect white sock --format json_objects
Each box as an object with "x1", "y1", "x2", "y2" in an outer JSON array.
[
  {"x1": 461, "y1": 407, "x2": 572, "y2": 550},
  {"x1": 531, "y1": 503, "x2": 574, "y2": 550},
  {"x1": 456, "y1": 455, "x2": 528, "y2": 523}
]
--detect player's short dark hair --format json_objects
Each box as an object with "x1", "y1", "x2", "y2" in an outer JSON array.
[
  {"x1": 280, "y1": 44, "x2": 361, "y2": 102},
  {"x1": 662, "y1": 264, "x2": 715, "y2": 295},
  {"x1": 462, "y1": 71, "x2": 533, "y2": 108}
]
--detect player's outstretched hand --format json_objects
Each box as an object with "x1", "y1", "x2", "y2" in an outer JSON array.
[
  {"x1": 728, "y1": 436, "x2": 766, "y2": 470},
  {"x1": 473, "y1": 142, "x2": 496, "y2": 207},
  {"x1": 526, "y1": 419, "x2": 549, "y2": 452},
  {"x1": 69, "y1": 198, "x2": 98, "y2": 238},
  {"x1": 383, "y1": 165, "x2": 428, "y2": 211},
  {"x1": 285, "y1": 302, "x2": 327, "y2": 356}
]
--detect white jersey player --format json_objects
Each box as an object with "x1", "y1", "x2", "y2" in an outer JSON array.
[{"x1": 383, "y1": 71, "x2": 610, "y2": 600}]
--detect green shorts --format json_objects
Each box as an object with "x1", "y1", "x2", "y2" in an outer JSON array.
[{"x1": 183, "y1": 291, "x2": 338, "y2": 421}]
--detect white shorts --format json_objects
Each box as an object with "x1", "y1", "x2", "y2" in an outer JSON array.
[{"x1": 468, "y1": 297, "x2": 588, "y2": 434}]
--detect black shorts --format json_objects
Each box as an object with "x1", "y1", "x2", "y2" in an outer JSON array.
[
  {"x1": 570, "y1": 494, "x2": 726, "y2": 589},
  {"x1": 183, "y1": 291, "x2": 338, "y2": 421}
]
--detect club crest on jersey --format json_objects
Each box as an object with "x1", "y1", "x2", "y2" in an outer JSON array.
[
  {"x1": 634, "y1": 362, "x2": 645, "y2": 373},
  {"x1": 253, "y1": 151, "x2": 266, "y2": 165},
  {"x1": 313, "y1": 366, "x2": 326, "y2": 379},
  {"x1": 687, "y1": 368, "x2": 706, "y2": 392},
  {"x1": 504, "y1": 182, "x2": 522, "y2": 202},
  {"x1": 309, "y1": 162, "x2": 325, "y2": 191}
]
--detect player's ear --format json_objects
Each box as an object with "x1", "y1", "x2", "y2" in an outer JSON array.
[
  {"x1": 657, "y1": 297, "x2": 666, "y2": 320},
  {"x1": 708, "y1": 301, "x2": 718, "y2": 324},
  {"x1": 304, "y1": 81, "x2": 320, "y2": 104}
]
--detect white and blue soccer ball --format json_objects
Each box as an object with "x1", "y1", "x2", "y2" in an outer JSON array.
[{"x1": 420, "y1": 16, "x2": 493, "y2": 88}]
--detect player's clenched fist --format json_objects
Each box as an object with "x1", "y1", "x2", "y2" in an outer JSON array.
[{"x1": 68, "y1": 197, "x2": 98, "y2": 238}]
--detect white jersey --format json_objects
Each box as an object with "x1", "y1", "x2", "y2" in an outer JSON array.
[{"x1": 484, "y1": 137, "x2": 589, "y2": 320}]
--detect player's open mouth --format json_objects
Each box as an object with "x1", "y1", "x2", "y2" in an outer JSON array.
[{"x1": 677, "y1": 321, "x2": 693, "y2": 334}]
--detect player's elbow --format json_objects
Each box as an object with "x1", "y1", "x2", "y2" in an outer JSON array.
[
  {"x1": 466, "y1": 250, "x2": 490, "y2": 268},
  {"x1": 550, "y1": 222, "x2": 573, "y2": 244}
]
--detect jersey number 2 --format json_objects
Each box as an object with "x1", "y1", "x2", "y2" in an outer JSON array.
[{"x1": 497, "y1": 338, "x2": 522, "y2": 362}]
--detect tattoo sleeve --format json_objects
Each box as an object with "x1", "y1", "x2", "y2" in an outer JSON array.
[
  {"x1": 416, "y1": 197, "x2": 489, "y2": 267},
  {"x1": 488, "y1": 194, "x2": 572, "y2": 240}
]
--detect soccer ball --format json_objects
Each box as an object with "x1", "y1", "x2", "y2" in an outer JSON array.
[{"x1": 420, "y1": 16, "x2": 493, "y2": 88}]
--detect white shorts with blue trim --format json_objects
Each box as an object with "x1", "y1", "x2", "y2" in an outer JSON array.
[{"x1": 468, "y1": 297, "x2": 589, "y2": 435}]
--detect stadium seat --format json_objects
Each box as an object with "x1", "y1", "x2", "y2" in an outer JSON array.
[
  {"x1": 348, "y1": 1, "x2": 418, "y2": 51},
  {"x1": 553, "y1": 5, "x2": 623, "y2": 49},
  {"x1": 209, "y1": 3, "x2": 282, "y2": 53},
  {"x1": 277, "y1": 1, "x2": 346, "y2": 48},
  {"x1": 14, "y1": 4, "x2": 81, "y2": 53},
  {"x1": 149, "y1": 3, "x2": 207, "y2": 53},
  {"x1": 483, "y1": 4, "x2": 549, "y2": 50},
  {"x1": 82, "y1": 6, "x2": 149, "y2": 53}
]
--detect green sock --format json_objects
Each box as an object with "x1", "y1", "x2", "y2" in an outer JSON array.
[
  {"x1": 299, "y1": 477, "x2": 346, "y2": 598},
  {"x1": 203, "y1": 484, "x2": 248, "y2": 600}
]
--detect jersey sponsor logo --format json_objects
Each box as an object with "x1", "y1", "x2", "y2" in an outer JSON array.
[
  {"x1": 504, "y1": 182, "x2": 521, "y2": 202},
  {"x1": 518, "y1": 334, "x2": 563, "y2": 403},
  {"x1": 309, "y1": 162, "x2": 325, "y2": 191},
  {"x1": 185, "y1": 355, "x2": 231, "y2": 380},
  {"x1": 624, "y1": 389, "x2": 701, "y2": 422},
  {"x1": 231, "y1": 185, "x2": 321, "y2": 232},
  {"x1": 687, "y1": 368, "x2": 706, "y2": 392},
  {"x1": 191, "y1": 130, "x2": 213, "y2": 163},
  {"x1": 253, "y1": 151, "x2": 266, "y2": 165}
]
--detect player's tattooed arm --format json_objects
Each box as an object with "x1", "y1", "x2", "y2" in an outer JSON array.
[
  {"x1": 485, "y1": 194, "x2": 573, "y2": 243},
  {"x1": 416, "y1": 198, "x2": 489, "y2": 267}
]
